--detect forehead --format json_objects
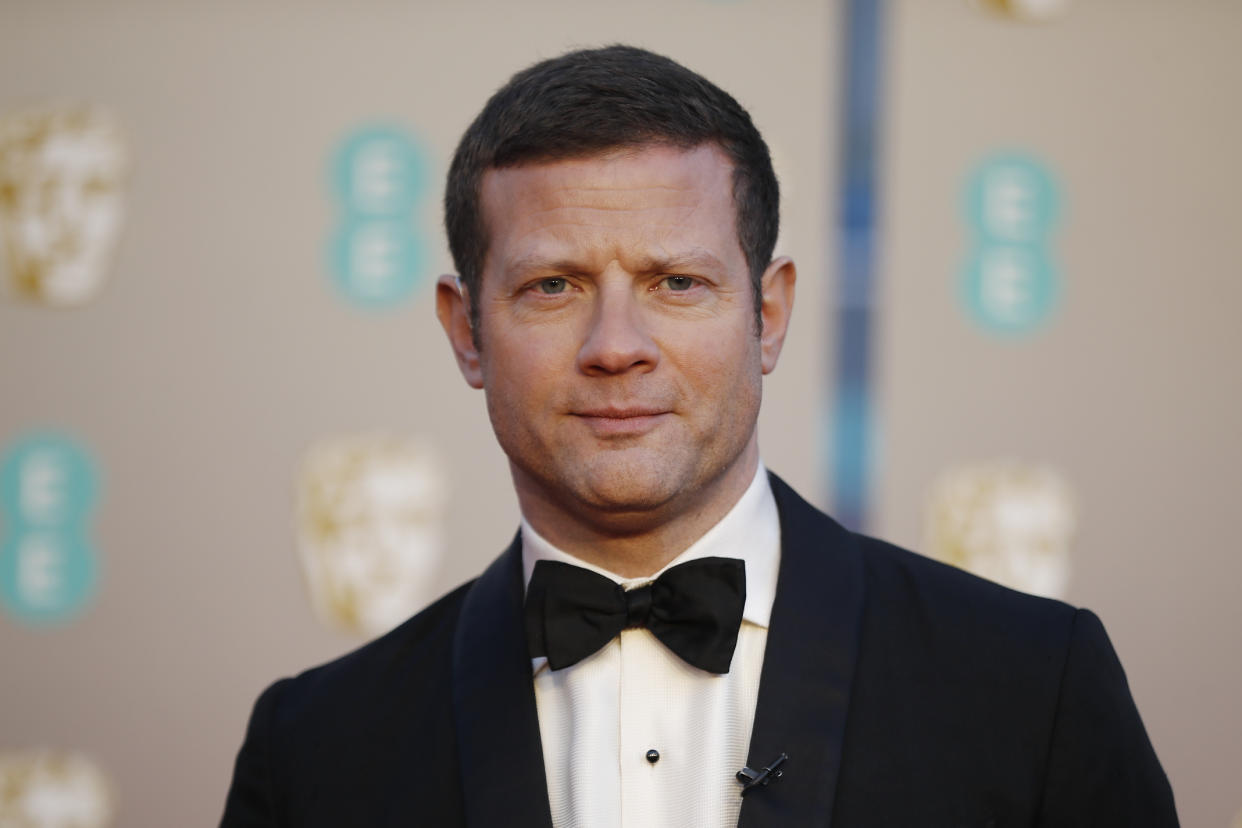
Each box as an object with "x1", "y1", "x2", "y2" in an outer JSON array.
[{"x1": 478, "y1": 144, "x2": 742, "y2": 272}]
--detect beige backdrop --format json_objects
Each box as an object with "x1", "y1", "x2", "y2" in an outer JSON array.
[{"x1": 0, "y1": 0, "x2": 1236, "y2": 825}]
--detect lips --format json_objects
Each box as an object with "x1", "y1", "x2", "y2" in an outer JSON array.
[
  {"x1": 571, "y1": 406, "x2": 672, "y2": 437},
  {"x1": 576, "y1": 406, "x2": 668, "y2": 419}
]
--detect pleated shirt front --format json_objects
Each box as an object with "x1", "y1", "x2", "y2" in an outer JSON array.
[{"x1": 520, "y1": 465, "x2": 781, "y2": 828}]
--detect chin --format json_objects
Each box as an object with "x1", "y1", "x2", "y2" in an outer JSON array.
[
  {"x1": 578, "y1": 482, "x2": 675, "y2": 515},
  {"x1": 569, "y1": 455, "x2": 691, "y2": 514}
]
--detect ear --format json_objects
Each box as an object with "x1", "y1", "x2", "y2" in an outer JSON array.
[
  {"x1": 759, "y1": 256, "x2": 796, "y2": 374},
  {"x1": 435, "y1": 274, "x2": 484, "y2": 389}
]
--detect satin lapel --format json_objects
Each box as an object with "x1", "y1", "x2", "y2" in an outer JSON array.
[
  {"x1": 452, "y1": 536, "x2": 554, "y2": 828},
  {"x1": 737, "y1": 474, "x2": 866, "y2": 827}
]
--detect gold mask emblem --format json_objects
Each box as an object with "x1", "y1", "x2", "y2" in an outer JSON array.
[
  {"x1": 0, "y1": 749, "x2": 115, "y2": 827},
  {"x1": 973, "y1": 0, "x2": 1070, "y2": 22},
  {"x1": 0, "y1": 105, "x2": 128, "y2": 306},
  {"x1": 296, "y1": 434, "x2": 447, "y2": 637},
  {"x1": 924, "y1": 462, "x2": 1076, "y2": 599}
]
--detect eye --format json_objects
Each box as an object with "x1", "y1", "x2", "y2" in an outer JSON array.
[
  {"x1": 661, "y1": 275, "x2": 697, "y2": 292},
  {"x1": 535, "y1": 278, "x2": 568, "y2": 295}
]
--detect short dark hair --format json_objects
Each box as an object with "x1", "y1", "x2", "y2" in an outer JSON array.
[{"x1": 444, "y1": 44, "x2": 780, "y2": 334}]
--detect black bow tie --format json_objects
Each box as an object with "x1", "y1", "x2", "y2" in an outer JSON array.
[{"x1": 524, "y1": 557, "x2": 746, "y2": 674}]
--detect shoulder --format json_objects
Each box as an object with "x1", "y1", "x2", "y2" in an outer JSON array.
[
  {"x1": 847, "y1": 531, "x2": 1101, "y2": 691},
  {"x1": 771, "y1": 470, "x2": 1077, "y2": 656},
  {"x1": 845, "y1": 541, "x2": 1175, "y2": 821},
  {"x1": 222, "y1": 581, "x2": 478, "y2": 824},
  {"x1": 266, "y1": 579, "x2": 475, "y2": 724},
  {"x1": 855, "y1": 533, "x2": 1078, "y2": 657},
  {"x1": 848, "y1": 531, "x2": 1107, "y2": 752},
  {"x1": 771, "y1": 471, "x2": 1079, "y2": 682},
  {"x1": 772, "y1": 475, "x2": 1176, "y2": 819}
]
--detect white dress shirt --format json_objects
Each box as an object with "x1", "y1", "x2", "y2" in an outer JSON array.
[{"x1": 520, "y1": 464, "x2": 781, "y2": 828}]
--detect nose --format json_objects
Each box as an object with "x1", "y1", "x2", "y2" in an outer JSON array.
[{"x1": 576, "y1": 281, "x2": 659, "y2": 376}]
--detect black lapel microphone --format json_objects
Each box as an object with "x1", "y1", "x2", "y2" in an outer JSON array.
[{"x1": 736, "y1": 752, "x2": 788, "y2": 796}]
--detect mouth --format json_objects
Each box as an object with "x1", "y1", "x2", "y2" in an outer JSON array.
[{"x1": 571, "y1": 407, "x2": 672, "y2": 437}]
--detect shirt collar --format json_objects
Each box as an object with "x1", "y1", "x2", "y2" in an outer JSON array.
[{"x1": 520, "y1": 462, "x2": 781, "y2": 632}]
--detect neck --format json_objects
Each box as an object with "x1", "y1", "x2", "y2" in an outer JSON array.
[{"x1": 515, "y1": 444, "x2": 760, "y2": 578}]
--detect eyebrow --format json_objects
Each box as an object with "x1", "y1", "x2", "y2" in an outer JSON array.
[{"x1": 505, "y1": 247, "x2": 728, "y2": 279}]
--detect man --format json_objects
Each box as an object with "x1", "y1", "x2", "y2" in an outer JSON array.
[{"x1": 221, "y1": 46, "x2": 1177, "y2": 827}]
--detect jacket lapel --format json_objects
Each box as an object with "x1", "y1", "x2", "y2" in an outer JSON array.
[
  {"x1": 737, "y1": 473, "x2": 866, "y2": 827},
  {"x1": 452, "y1": 536, "x2": 554, "y2": 828}
]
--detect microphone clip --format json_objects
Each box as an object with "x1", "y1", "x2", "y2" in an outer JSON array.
[{"x1": 735, "y1": 752, "x2": 788, "y2": 796}]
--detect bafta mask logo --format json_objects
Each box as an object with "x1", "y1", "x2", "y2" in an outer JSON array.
[
  {"x1": 973, "y1": 0, "x2": 1070, "y2": 22},
  {"x1": 296, "y1": 435, "x2": 447, "y2": 637},
  {"x1": 0, "y1": 749, "x2": 115, "y2": 828},
  {"x1": 924, "y1": 462, "x2": 1076, "y2": 599},
  {"x1": 0, "y1": 105, "x2": 129, "y2": 307}
]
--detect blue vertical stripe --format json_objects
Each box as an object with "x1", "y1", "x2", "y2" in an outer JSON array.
[{"x1": 830, "y1": 0, "x2": 886, "y2": 530}]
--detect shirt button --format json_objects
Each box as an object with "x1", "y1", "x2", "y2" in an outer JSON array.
[{"x1": 645, "y1": 749, "x2": 660, "y2": 764}]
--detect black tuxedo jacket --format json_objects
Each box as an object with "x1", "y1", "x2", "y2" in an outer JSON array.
[{"x1": 221, "y1": 474, "x2": 1177, "y2": 827}]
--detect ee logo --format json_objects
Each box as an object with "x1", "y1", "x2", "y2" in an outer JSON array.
[
  {"x1": 328, "y1": 125, "x2": 430, "y2": 309},
  {"x1": 0, "y1": 432, "x2": 100, "y2": 626},
  {"x1": 961, "y1": 154, "x2": 1061, "y2": 336}
]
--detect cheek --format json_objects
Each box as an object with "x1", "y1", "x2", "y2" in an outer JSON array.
[
  {"x1": 480, "y1": 349, "x2": 559, "y2": 446},
  {"x1": 481, "y1": 323, "x2": 577, "y2": 394},
  {"x1": 667, "y1": 326, "x2": 763, "y2": 399}
]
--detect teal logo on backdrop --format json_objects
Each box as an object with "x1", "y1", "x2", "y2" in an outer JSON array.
[
  {"x1": 961, "y1": 154, "x2": 1062, "y2": 335},
  {"x1": 0, "y1": 432, "x2": 100, "y2": 625},
  {"x1": 327, "y1": 125, "x2": 430, "y2": 309}
]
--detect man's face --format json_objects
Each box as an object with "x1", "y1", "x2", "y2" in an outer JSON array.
[{"x1": 438, "y1": 144, "x2": 793, "y2": 536}]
